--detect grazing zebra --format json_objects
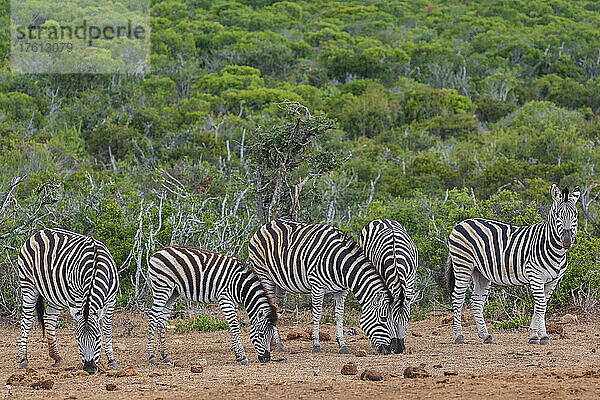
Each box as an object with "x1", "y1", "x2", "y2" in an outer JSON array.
[
  {"x1": 18, "y1": 228, "x2": 119, "y2": 374},
  {"x1": 147, "y1": 246, "x2": 277, "y2": 365},
  {"x1": 360, "y1": 219, "x2": 418, "y2": 354},
  {"x1": 248, "y1": 219, "x2": 392, "y2": 355},
  {"x1": 447, "y1": 185, "x2": 580, "y2": 345}
]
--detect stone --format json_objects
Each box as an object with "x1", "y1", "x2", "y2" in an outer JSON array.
[
  {"x1": 106, "y1": 383, "x2": 118, "y2": 391},
  {"x1": 404, "y1": 366, "x2": 430, "y2": 378},
  {"x1": 341, "y1": 362, "x2": 358, "y2": 375},
  {"x1": 360, "y1": 369, "x2": 383, "y2": 381},
  {"x1": 190, "y1": 365, "x2": 204, "y2": 373}
]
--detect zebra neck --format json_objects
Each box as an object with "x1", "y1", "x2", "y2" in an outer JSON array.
[
  {"x1": 542, "y1": 220, "x2": 567, "y2": 257},
  {"x1": 344, "y1": 255, "x2": 383, "y2": 306},
  {"x1": 231, "y1": 269, "x2": 265, "y2": 320}
]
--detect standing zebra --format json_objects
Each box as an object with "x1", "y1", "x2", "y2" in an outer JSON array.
[
  {"x1": 447, "y1": 185, "x2": 580, "y2": 345},
  {"x1": 147, "y1": 246, "x2": 277, "y2": 365},
  {"x1": 248, "y1": 219, "x2": 392, "y2": 355},
  {"x1": 18, "y1": 228, "x2": 119, "y2": 374},
  {"x1": 360, "y1": 219, "x2": 417, "y2": 354}
]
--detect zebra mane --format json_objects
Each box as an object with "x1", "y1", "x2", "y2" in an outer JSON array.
[
  {"x1": 83, "y1": 238, "x2": 99, "y2": 323},
  {"x1": 562, "y1": 186, "x2": 569, "y2": 203},
  {"x1": 252, "y1": 271, "x2": 279, "y2": 326}
]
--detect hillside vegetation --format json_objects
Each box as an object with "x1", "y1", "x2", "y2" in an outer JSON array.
[{"x1": 1, "y1": 0, "x2": 599, "y2": 321}]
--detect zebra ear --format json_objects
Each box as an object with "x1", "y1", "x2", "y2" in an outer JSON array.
[
  {"x1": 550, "y1": 184, "x2": 562, "y2": 203},
  {"x1": 569, "y1": 186, "x2": 580, "y2": 204}
]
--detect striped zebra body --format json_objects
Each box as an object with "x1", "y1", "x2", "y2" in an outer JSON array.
[
  {"x1": 248, "y1": 219, "x2": 392, "y2": 355},
  {"x1": 447, "y1": 185, "x2": 580, "y2": 345},
  {"x1": 18, "y1": 228, "x2": 119, "y2": 374},
  {"x1": 360, "y1": 219, "x2": 418, "y2": 354},
  {"x1": 147, "y1": 246, "x2": 277, "y2": 365}
]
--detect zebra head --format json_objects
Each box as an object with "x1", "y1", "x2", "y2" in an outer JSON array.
[
  {"x1": 359, "y1": 291, "x2": 392, "y2": 354},
  {"x1": 74, "y1": 306, "x2": 102, "y2": 374},
  {"x1": 550, "y1": 185, "x2": 580, "y2": 249},
  {"x1": 249, "y1": 305, "x2": 277, "y2": 363}
]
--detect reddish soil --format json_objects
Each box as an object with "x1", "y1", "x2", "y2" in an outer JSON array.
[{"x1": 2, "y1": 311, "x2": 600, "y2": 399}]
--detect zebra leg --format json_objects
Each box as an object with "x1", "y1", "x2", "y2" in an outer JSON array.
[
  {"x1": 101, "y1": 301, "x2": 119, "y2": 369},
  {"x1": 451, "y1": 263, "x2": 472, "y2": 344},
  {"x1": 219, "y1": 297, "x2": 248, "y2": 365},
  {"x1": 333, "y1": 291, "x2": 350, "y2": 354},
  {"x1": 272, "y1": 285, "x2": 286, "y2": 353},
  {"x1": 18, "y1": 290, "x2": 39, "y2": 368},
  {"x1": 529, "y1": 279, "x2": 549, "y2": 344},
  {"x1": 311, "y1": 287, "x2": 325, "y2": 353},
  {"x1": 157, "y1": 293, "x2": 178, "y2": 363},
  {"x1": 147, "y1": 295, "x2": 165, "y2": 364},
  {"x1": 471, "y1": 271, "x2": 493, "y2": 344},
  {"x1": 44, "y1": 304, "x2": 66, "y2": 367}
]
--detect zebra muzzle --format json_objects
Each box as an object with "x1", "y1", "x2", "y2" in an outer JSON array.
[
  {"x1": 562, "y1": 230, "x2": 573, "y2": 249},
  {"x1": 377, "y1": 344, "x2": 391, "y2": 355},
  {"x1": 258, "y1": 351, "x2": 271, "y2": 363},
  {"x1": 391, "y1": 337, "x2": 406, "y2": 354},
  {"x1": 83, "y1": 360, "x2": 98, "y2": 374}
]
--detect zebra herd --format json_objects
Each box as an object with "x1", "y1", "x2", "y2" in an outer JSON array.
[{"x1": 16, "y1": 185, "x2": 579, "y2": 373}]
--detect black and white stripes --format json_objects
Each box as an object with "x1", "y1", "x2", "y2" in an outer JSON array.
[
  {"x1": 360, "y1": 219, "x2": 417, "y2": 354},
  {"x1": 447, "y1": 185, "x2": 580, "y2": 345},
  {"x1": 147, "y1": 246, "x2": 277, "y2": 364},
  {"x1": 18, "y1": 228, "x2": 119, "y2": 374},
  {"x1": 248, "y1": 219, "x2": 392, "y2": 354}
]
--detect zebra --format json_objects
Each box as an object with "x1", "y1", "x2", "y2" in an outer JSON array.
[
  {"x1": 447, "y1": 185, "x2": 580, "y2": 345},
  {"x1": 360, "y1": 219, "x2": 418, "y2": 354},
  {"x1": 17, "y1": 228, "x2": 119, "y2": 374},
  {"x1": 248, "y1": 219, "x2": 392, "y2": 355},
  {"x1": 147, "y1": 246, "x2": 277, "y2": 365}
]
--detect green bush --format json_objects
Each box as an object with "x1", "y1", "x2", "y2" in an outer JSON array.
[{"x1": 174, "y1": 314, "x2": 229, "y2": 333}]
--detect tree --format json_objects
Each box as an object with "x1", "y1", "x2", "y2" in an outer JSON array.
[{"x1": 247, "y1": 102, "x2": 341, "y2": 223}]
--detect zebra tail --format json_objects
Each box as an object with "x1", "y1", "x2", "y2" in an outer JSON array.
[
  {"x1": 35, "y1": 296, "x2": 45, "y2": 338},
  {"x1": 446, "y1": 255, "x2": 455, "y2": 300}
]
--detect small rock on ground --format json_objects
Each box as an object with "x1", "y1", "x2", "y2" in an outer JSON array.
[
  {"x1": 360, "y1": 369, "x2": 383, "y2": 381},
  {"x1": 404, "y1": 366, "x2": 430, "y2": 378},
  {"x1": 444, "y1": 369, "x2": 458, "y2": 376},
  {"x1": 106, "y1": 383, "x2": 118, "y2": 391},
  {"x1": 190, "y1": 365, "x2": 204, "y2": 373},
  {"x1": 341, "y1": 362, "x2": 358, "y2": 375}
]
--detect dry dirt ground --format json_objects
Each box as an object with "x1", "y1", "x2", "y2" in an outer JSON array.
[{"x1": 2, "y1": 311, "x2": 600, "y2": 399}]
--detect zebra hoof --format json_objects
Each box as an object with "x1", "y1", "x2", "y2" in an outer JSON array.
[
  {"x1": 454, "y1": 335, "x2": 465, "y2": 344},
  {"x1": 19, "y1": 359, "x2": 28, "y2": 368},
  {"x1": 274, "y1": 344, "x2": 285, "y2": 353},
  {"x1": 161, "y1": 356, "x2": 171, "y2": 364},
  {"x1": 540, "y1": 336, "x2": 550, "y2": 345},
  {"x1": 108, "y1": 360, "x2": 120, "y2": 370},
  {"x1": 149, "y1": 356, "x2": 157, "y2": 365},
  {"x1": 239, "y1": 358, "x2": 249, "y2": 366},
  {"x1": 528, "y1": 337, "x2": 540, "y2": 345},
  {"x1": 483, "y1": 334, "x2": 493, "y2": 344},
  {"x1": 312, "y1": 345, "x2": 322, "y2": 353},
  {"x1": 338, "y1": 346, "x2": 350, "y2": 354},
  {"x1": 53, "y1": 359, "x2": 66, "y2": 367}
]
